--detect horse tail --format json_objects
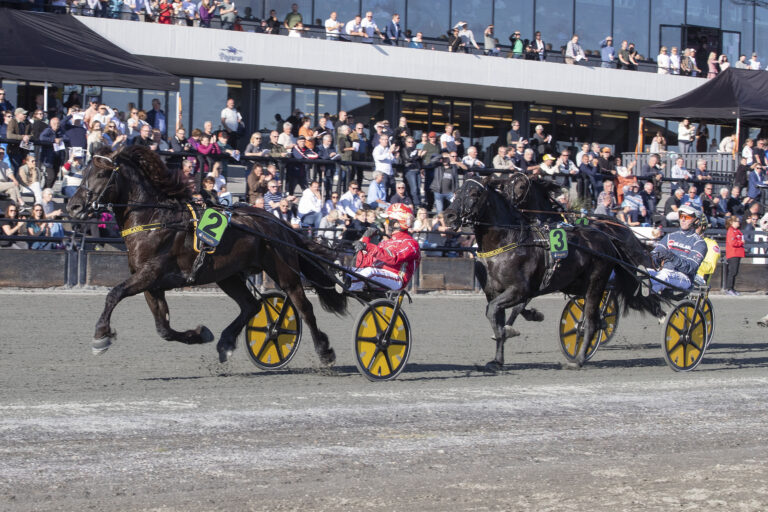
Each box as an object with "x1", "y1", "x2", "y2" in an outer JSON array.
[{"x1": 297, "y1": 239, "x2": 348, "y2": 316}]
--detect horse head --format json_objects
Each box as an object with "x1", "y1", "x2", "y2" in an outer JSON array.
[
  {"x1": 66, "y1": 147, "x2": 122, "y2": 220},
  {"x1": 444, "y1": 176, "x2": 495, "y2": 230}
]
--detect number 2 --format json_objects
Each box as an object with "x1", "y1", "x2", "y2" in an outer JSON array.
[{"x1": 202, "y1": 214, "x2": 222, "y2": 238}]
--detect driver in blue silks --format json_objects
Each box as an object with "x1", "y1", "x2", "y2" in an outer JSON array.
[{"x1": 647, "y1": 204, "x2": 708, "y2": 293}]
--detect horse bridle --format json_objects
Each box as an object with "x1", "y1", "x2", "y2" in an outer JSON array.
[
  {"x1": 81, "y1": 155, "x2": 121, "y2": 213},
  {"x1": 453, "y1": 177, "x2": 488, "y2": 227}
]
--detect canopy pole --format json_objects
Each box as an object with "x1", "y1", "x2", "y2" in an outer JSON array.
[
  {"x1": 734, "y1": 117, "x2": 741, "y2": 160},
  {"x1": 43, "y1": 82, "x2": 48, "y2": 119},
  {"x1": 176, "y1": 91, "x2": 182, "y2": 131},
  {"x1": 635, "y1": 117, "x2": 644, "y2": 155}
]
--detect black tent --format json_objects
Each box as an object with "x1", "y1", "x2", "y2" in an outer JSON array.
[
  {"x1": 0, "y1": 9, "x2": 178, "y2": 91},
  {"x1": 640, "y1": 67, "x2": 768, "y2": 123}
]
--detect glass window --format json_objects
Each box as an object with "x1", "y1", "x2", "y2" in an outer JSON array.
[
  {"x1": 101, "y1": 87, "x2": 139, "y2": 127},
  {"x1": 430, "y1": 98, "x2": 450, "y2": 134},
  {"x1": 314, "y1": 0, "x2": 359, "y2": 26},
  {"x1": 494, "y1": 0, "x2": 533, "y2": 46},
  {"x1": 613, "y1": 0, "x2": 650, "y2": 59},
  {"x1": 535, "y1": 0, "x2": 573, "y2": 53},
  {"x1": 450, "y1": 0, "x2": 492, "y2": 39},
  {"x1": 756, "y1": 6, "x2": 768, "y2": 66},
  {"x1": 265, "y1": 0, "x2": 312, "y2": 23},
  {"x1": 575, "y1": 0, "x2": 611, "y2": 54},
  {"x1": 406, "y1": 0, "x2": 447, "y2": 38},
  {"x1": 722, "y1": 3, "x2": 751, "y2": 57},
  {"x1": 237, "y1": 0, "x2": 264, "y2": 21},
  {"x1": 452, "y1": 100, "x2": 471, "y2": 145},
  {"x1": 362, "y1": 0, "x2": 405, "y2": 33},
  {"x1": 192, "y1": 78, "x2": 243, "y2": 133},
  {"x1": 171, "y1": 79, "x2": 191, "y2": 134},
  {"x1": 400, "y1": 94, "x2": 429, "y2": 137},
  {"x1": 686, "y1": 0, "x2": 719, "y2": 28},
  {"x1": 650, "y1": 0, "x2": 684, "y2": 58},
  {"x1": 340, "y1": 89, "x2": 384, "y2": 130},
  {"x1": 592, "y1": 111, "x2": 629, "y2": 153},
  {"x1": 258, "y1": 82, "x2": 292, "y2": 132},
  {"x1": 317, "y1": 89, "x2": 339, "y2": 120},
  {"x1": 471, "y1": 100, "x2": 514, "y2": 163},
  {"x1": 294, "y1": 87, "x2": 317, "y2": 122}
]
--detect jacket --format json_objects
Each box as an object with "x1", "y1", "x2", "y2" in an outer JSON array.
[
  {"x1": 355, "y1": 230, "x2": 421, "y2": 287},
  {"x1": 726, "y1": 227, "x2": 745, "y2": 259},
  {"x1": 430, "y1": 164, "x2": 459, "y2": 194},
  {"x1": 652, "y1": 228, "x2": 708, "y2": 281}
]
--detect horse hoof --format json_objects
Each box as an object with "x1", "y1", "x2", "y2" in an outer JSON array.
[
  {"x1": 566, "y1": 361, "x2": 583, "y2": 370},
  {"x1": 218, "y1": 348, "x2": 234, "y2": 363},
  {"x1": 197, "y1": 325, "x2": 215, "y2": 343},
  {"x1": 320, "y1": 348, "x2": 336, "y2": 367},
  {"x1": 484, "y1": 360, "x2": 504, "y2": 372},
  {"x1": 522, "y1": 309, "x2": 545, "y2": 322},
  {"x1": 758, "y1": 317, "x2": 768, "y2": 328},
  {"x1": 503, "y1": 326, "x2": 521, "y2": 338},
  {"x1": 92, "y1": 336, "x2": 113, "y2": 355}
]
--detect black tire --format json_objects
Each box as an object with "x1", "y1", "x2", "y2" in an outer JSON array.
[
  {"x1": 702, "y1": 297, "x2": 715, "y2": 349},
  {"x1": 558, "y1": 291, "x2": 618, "y2": 363},
  {"x1": 662, "y1": 300, "x2": 706, "y2": 372},
  {"x1": 353, "y1": 298, "x2": 411, "y2": 381},
  {"x1": 244, "y1": 290, "x2": 302, "y2": 369}
]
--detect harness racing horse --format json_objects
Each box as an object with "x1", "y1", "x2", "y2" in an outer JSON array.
[
  {"x1": 67, "y1": 146, "x2": 347, "y2": 364},
  {"x1": 443, "y1": 176, "x2": 663, "y2": 370}
]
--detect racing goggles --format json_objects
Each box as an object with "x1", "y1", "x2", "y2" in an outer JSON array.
[{"x1": 679, "y1": 212, "x2": 696, "y2": 221}]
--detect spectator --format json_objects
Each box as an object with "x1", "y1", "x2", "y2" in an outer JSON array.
[
  {"x1": 627, "y1": 43, "x2": 640, "y2": 69},
  {"x1": 372, "y1": 133, "x2": 398, "y2": 197},
  {"x1": 207, "y1": 161, "x2": 226, "y2": 193},
  {"x1": 457, "y1": 22, "x2": 479, "y2": 53},
  {"x1": 724, "y1": 215, "x2": 745, "y2": 295},
  {"x1": 0, "y1": 89, "x2": 14, "y2": 115},
  {"x1": 152, "y1": 129, "x2": 169, "y2": 151},
  {"x1": 324, "y1": 11, "x2": 343, "y2": 40},
  {"x1": 678, "y1": 118, "x2": 695, "y2": 153},
  {"x1": 260, "y1": 179, "x2": 282, "y2": 211},
  {"x1": 29, "y1": 109, "x2": 47, "y2": 140},
  {"x1": 532, "y1": 31, "x2": 546, "y2": 60},
  {"x1": 0, "y1": 149, "x2": 23, "y2": 206},
  {"x1": 400, "y1": 135, "x2": 425, "y2": 207},
  {"x1": 267, "y1": 130, "x2": 287, "y2": 158},
  {"x1": 649, "y1": 131, "x2": 667, "y2": 154},
  {"x1": 297, "y1": 117, "x2": 316, "y2": 150},
  {"x1": 727, "y1": 186, "x2": 747, "y2": 217},
  {"x1": 746, "y1": 163, "x2": 767, "y2": 204},
  {"x1": 707, "y1": 51, "x2": 719, "y2": 79},
  {"x1": 41, "y1": 188, "x2": 64, "y2": 237},
  {"x1": 720, "y1": 54, "x2": 731, "y2": 70},
  {"x1": 1, "y1": 204, "x2": 27, "y2": 249},
  {"x1": 384, "y1": 13, "x2": 401, "y2": 46},
  {"x1": 287, "y1": 135, "x2": 317, "y2": 194},
  {"x1": 322, "y1": 191, "x2": 342, "y2": 216},
  {"x1": 278, "y1": 122, "x2": 296, "y2": 151},
  {"x1": 577, "y1": 153, "x2": 598, "y2": 202},
  {"x1": 670, "y1": 156, "x2": 692, "y2": 192},
  {"x1": 447, "y1": 27, "x2": 462, "y2": 52},
  {"x1": 508, "y1": 29, "x2": 524, "y2": 59},
  {"x1": 18, "y1": 154, "x2": 43, "y2": 204},
  {"x1": 132, "y1": 123, "x2": 154, "y2": 148},
  {"x1": 614, "y1": 156, "x2": 637, "y2": 203},
  {"x1": 274, "y1": 198, "x2": 300, "y2": 229},
  {"x1": 600, "y1": 36, "x2": 615, "y2": 68},
  {"x1": 565, "y1": 34, "x2": 586, "y2": 64},
  {"x1": 462, "y1": 145, "x2": 485, "y2": 176},
  {"x1": 693, "y1": 159, "x2": 713, "y2": 193},
  {"x1": 640, "y1": 180, "x2": 658, "y2": 223},
  {"x1": 315, "y1": 133, "x2": 338, "y2": 199},
  {"x1": 617, "y1": 40, "x2": 633, "y2": 70},
  {"x1": 483, "y1": 25, "x2": 499, "y2": 56},
  {"x1": 597, "y1": 180, "x2": 616, "y2": 209},
  {"x1": 264, "y1": 9, "x2": 280, "y2": 33},
  {"x1": 61, "y1": 155, "x2": 85, "y2": 198},
  {"x1": 618, "y1": 183, "x2": 645, "y2": 226},
  {"x1": 532, "y1": 124, "x2": 552, "y2": 156},
  {"x1": 288, "y1": 22, "x2": 307, "y2": 38},
  {"x1": 335, "y1": 124, "x2": 354, "y2": 190},
  {"x1": 734, "y1": 54, "x2": 749, "y2": 69},
  {"x1": 297, "y1": 180, "x2": 324, "y2": 231},
  {"x1": 169, "y1": 126, "x2": 190, "y2": 154},
  {"x1": 39, "y1": 117, "x2": 68, "y2": 189},
  {"x1": 507, "y1": 120, "x2": 526, "y2": 147},
  {"x1": 318, "y1": 209, "x2": 343, "y2": 240},
  {"x1": 409, "y1": 31, "x2": 424, "y2": 49},
  {"x1": 749, "y1": 52, "x2": 761, "y2": 70},
  {"x1": 367, "y1": 171, "x2": 388, "y2": 208},
  {"x1": 698, "y1": 183, "x2": 721, "y2": 227},
  {"x1": 26, "y1": 203, "x2": 53, "y2": 250},
  {"x1": 389, "y1": 181, "x2": 412, "y2": 206},
  {"x1": 682, "y1": 185, "x2": 702, "y2": 209},
  {"x1": 361, "y1": 11, "x2": 384, "y2": 43},
  {"x1": 220, "y1": 98, "x2": 243, "y2": 148},
  {"x1": 5, "y1": 108, "x2": 31, "y2": 171},
  {"x1": 345, "y1": 14, "x2": 364, "y2": 40},
  {"x1": 539, "y1": 153, "x2": 558, "y2": 179},
  {"x1": 431, "y1": 151, "x2": 458, "y2": 212},
  {"x1": 339, "y1": 180, "x2": 362, "y2": 217},
  {"x1": 519, "y1": 148, "x2": 540, "y2": 176},
  {"x1": 695, "y1": 124, "x2": 709, "y2": 152},
  {"x1": 718, "y1": 133, "x2": 736, "y2": 154},
  {"x1": 283, "y1": 3, "x2": 302, "y2": 30},
  {"x1": 664, "y1": 186, "x2": 686, "y2": 224},
  {"x1": 492, "y1": 145, "x2": 513, "y2": 171},
  {"x1": 594, "y1": 193, "x2": 616, "y2": 217},
  {"x1": 657, "y1": 46, "x2": 670, "y2": 74},
  {"x1": 195, "y1": 133, "x2": 220, "y2": 176},
  {"x1": 103, "y1": 120, "x2": 128, "y2": 152}
]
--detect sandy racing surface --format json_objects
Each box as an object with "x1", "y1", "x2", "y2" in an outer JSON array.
[{"x1": 2, "y1": 290, "x2": 768, "y2": 511}]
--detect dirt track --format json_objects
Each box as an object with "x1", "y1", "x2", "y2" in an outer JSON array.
[{"x1": 2, "y1": 290, "x2": 768, "y2": 511}]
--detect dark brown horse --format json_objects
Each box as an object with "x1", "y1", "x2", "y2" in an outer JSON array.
[
  {"x1": 67, "y1": 146, "x2": 346, "y2": 364},
  {"x1": 443, "y1": 176, "x2": 663, "y2": 369}
]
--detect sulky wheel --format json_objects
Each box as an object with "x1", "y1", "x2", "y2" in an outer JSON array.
[
  {"x1": 353, "y1": 298, "x2": 411, "y2": 381},
  {"x1": 701, "y1": 297, "x2": 715, "y2": 349},
  {"x1": 244, "y1": 291, "x2": 302, "y2": 369},
  {"x1": 662, "y1": 300, "x2": 707, "y2": 372},
  {"x1": 558, "y1": 292, "x2": 619, "y2": 363}
]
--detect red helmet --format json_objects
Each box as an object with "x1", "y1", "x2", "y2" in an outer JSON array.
[{"x1": 383, "y1": 203, "x2": 414, "y2": 229}]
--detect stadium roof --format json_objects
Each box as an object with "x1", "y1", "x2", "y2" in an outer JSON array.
[
  {"x1": 0, "y1": 9, "x2": 179, "y2": 91},
  {"x1": 640, "y1": 67, "x2": 768, "y2": 123}
]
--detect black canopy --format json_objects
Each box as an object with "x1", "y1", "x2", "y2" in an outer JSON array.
[
  {"x1": 0, "y1": 9, "x2": 178, "y2": 91},
  {"x1": 640, "y1": 67, "x2": 768, "y2": 123}
]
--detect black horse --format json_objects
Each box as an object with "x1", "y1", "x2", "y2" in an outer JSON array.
[
  {"x1": 443, "y1": 176, "x2": 663, "y2": 369},
  {"x1": 67, "y1": 146, "x2": 346, "y2": 364}
]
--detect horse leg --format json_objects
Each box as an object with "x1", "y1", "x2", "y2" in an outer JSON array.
[
  {"x1": 573, "y1": 285, "x2": 603, "y2": 368},
  {"x1": 92, "y1": 270, "x2": 156, "y2": 355},
  {"x1": 283, "y1": 281, "x2": 335, "y2": 367},
  {"x1": 215, "y1": 275, "x2": 262, "y2": 363},
  {"x1": 144, "y1": 290, "x2": 215, "y2": 345},
  {"x1": 505, "y1": 300, "x2": 545, "y2": 329},
  {"x1": 486, "y1": 289, "x2": 526, "y2": 370}
]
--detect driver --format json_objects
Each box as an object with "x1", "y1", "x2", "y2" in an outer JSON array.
[
  {"x1": 647, "y1": 204, "x2": 708, "y2": 293},
  {"x1": 343, "y1": 203, "x2": 421, "y2": 292}
]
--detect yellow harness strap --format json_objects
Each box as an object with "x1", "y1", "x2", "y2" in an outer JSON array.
[
  {"x1": 477, "y1": 242, "x2": 519, "y2": 259},
  {"x1": 120, "y1": 223, "x2": 165, "y2": 238},
  {"x1": 186, "y1": 203, "x2": 216, "y2": 254}
]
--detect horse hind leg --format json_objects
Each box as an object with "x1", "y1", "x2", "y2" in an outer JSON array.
[
  {"x1": 283, "y1": 282, "x2": 335, "y2": 367},
  {"x1": 215, "y1": 275, "x2": 262, "y2": 363},
  {"x1": 144, "y1": 290, "x2": 214, "y2": 345}
]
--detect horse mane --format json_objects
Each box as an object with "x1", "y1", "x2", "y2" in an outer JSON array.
[{"x1": 114, "y1": 145, "x2": 193, "y2": 201}]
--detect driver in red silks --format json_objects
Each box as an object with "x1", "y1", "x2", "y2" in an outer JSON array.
[{"x1": 345, "y1": 203, "x2": 421, "y2": 292}]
